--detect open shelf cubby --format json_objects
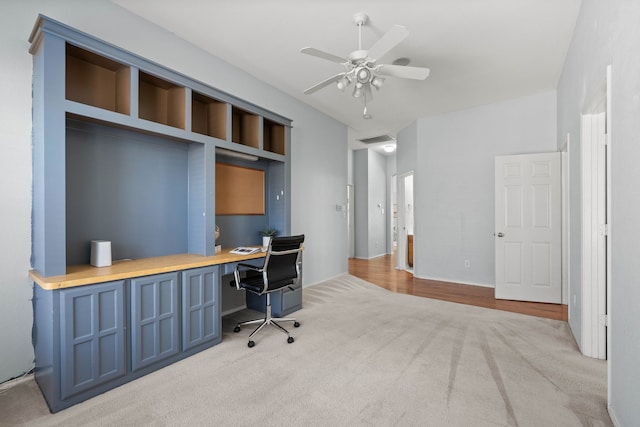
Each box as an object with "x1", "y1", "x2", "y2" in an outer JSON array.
[
  {"x1": 192, "y1": 92, "x2": 226, "y2": 140},
  {"x1": 66, "y1": 44, "x2": 130, "y2": 114},
  {"x1": 231, "y1": 106, "x2": 259, "y2": 148},
  {"x1": 263, "y1": 118, "x2": 286, "y2": 155},
  {"x1": 139, "y1": 71, "x2": 186, "y2": 129}
]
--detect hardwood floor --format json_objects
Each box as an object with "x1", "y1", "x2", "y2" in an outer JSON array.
[{"x1": 349, "y1": 254, "x2": 568, "y2": 321}]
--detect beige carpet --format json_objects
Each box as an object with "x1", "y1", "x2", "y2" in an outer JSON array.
[{"x1": 1, "y1": 275, "x2": 611, "y2": 426}]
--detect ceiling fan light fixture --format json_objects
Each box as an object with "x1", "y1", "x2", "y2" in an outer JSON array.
[
  {"x1": 353, "y1": 84, "x2": 363, "y2": 98},
  {"x1": 336, "y1": 76, "x2": 351, "y2": 91},
  {"x1": 371, "y1": 76, "x2": 385, "y2": 89},
  {"x1": 356, "y1": 67, "x2": 371, "y2": 84}
]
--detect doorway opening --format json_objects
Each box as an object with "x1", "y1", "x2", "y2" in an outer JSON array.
[{"x1": 396, "y1": 172, "x2": 414, "y2": 272}]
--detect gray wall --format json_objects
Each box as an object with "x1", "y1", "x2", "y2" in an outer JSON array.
[
  {"x1": 353, "y1": 150, "x2": 369, "y2": 258},
  {"x1": 397, "y1": 121, "x2": 418, "y2": 176},
  {"x1": 353, "y1": 149, "x2": 388, "y2": 259},
  {"x1": 367, "y1": 151, "x2": 388, "y2": 258},
  {"x1": 0, "y1": 0, "x2": 347, "y2": 382},
  {"x1": 557, "y1": 0, "x2": 640, "y2": 423},
  {"x1": 407, "y1": 91, "x2": 557, "y2": 285},
  {"x1": 386, "y1": 154, "x2": 397, "y2": 254}
]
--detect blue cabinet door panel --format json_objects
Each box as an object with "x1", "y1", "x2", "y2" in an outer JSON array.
[
  {"x1": 131, "y1": 273, "x2": 179, "y2": 372},
  {"x1": 60, "y1": 281, "x2": 126, "y2": 399},
  {"x1": 182, "y1": 266, "x2": 220, "y2": 350}
]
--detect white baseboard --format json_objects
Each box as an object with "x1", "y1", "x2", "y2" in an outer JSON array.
[
  {"x1": 303, "y1": 272, "x2": 350, "y2": 288},
  {"x1": 608, "y1": 404, "x2": 621, "y2": 427},
  {"x1": 0, "y1": 371, "x2": 34, "y2": 392},
  {"x1": 414, "y1": 274, "x2": 494, "y2": 289}
]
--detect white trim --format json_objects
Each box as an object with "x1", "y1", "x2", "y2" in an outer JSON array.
[
  {"x1": 414, "y1": 275, "x2": 494, "y2": 288},
  {"x1": 561, "y1": 135, "x2": 571, "y2": 306},
  {"x1": 608, "y1": 404, "x2": 621, "y2": 427},
  {"x1": 606, "y1": 63, "x2": 612, "y2": 404},
  {"x1": 580, "y1": 73, "x2": 608, "y2": 360}
]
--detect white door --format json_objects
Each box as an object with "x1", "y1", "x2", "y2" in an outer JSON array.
[{"x1": 495, "y1": 153, "x2": 561, "y2": 303}]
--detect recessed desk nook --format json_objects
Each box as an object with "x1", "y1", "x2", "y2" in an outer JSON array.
[{"x1": 28, "y1": 15, "x2": 297, "y2": 412}]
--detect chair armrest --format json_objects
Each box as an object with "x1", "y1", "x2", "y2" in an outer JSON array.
[
  {"x1": 236, "y1": 262, "x2": 264, "y2": 271},
  {"x1": 233, "y1": 263, "x2": 264, "y2": 290}
]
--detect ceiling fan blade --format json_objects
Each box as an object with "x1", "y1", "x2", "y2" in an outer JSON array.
[
  {"x1": 376, "y1": 64, "x2": 430, "y2": 80},
  {"x1": 367, "y1": 25, "x2": 409, "y2": 60},
  {"x1": 300, "y1": 47, "x2": 347, "y2": 64},
  {"x1": 303, "y1": 73, "x2": 346, "y2": 94}
]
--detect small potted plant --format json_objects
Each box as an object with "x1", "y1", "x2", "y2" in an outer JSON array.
[{"x1": 259, "y1": 226, "x2": 278, "y2": 248}]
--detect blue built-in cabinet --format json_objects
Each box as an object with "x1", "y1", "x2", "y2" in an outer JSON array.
[
  {"x1": 34, "y1": 267, "x2": 221, "y2": 413},
  {"x1": 29, "y1": 14, "x2": 294, "y2": 413},
  {"x1": 29, "y1": 14, "x2": 292, "y2": 277}
]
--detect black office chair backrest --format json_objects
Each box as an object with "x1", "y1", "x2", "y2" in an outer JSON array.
[{"x1": 263, "y1": 235, "x2": 305, "y2": 292}]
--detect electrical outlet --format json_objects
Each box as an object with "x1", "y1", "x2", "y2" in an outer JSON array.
[{"x1": 464, "y1": 260, "x2": 470, "y2": 268}]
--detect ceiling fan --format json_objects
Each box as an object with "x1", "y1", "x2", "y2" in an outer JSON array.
[{"x1": 300, "y1": 12, "x2": 430, "y2": 118}]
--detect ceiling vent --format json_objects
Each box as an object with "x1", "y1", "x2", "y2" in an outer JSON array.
[{"x1": 358, "y1": 135, "x2": 395, "y2": 144}]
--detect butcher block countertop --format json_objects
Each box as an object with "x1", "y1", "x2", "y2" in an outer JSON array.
[{"x1": 30, "y1": 249, "x2": 265, "y2": 290}]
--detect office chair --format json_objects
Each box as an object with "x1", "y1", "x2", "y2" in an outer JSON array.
[{"x1": 233, "y1": 234, "x2": 305, "y2": 348}]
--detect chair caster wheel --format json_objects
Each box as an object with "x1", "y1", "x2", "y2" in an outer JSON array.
[
  {"x1": 248, "y1": 340, "x2": 255, "y2": 348},
  {"x1": 294, "y1": 321, "x2": 300, "y2": 328},
  {"x1": 234, "y1": 326, "x2": 241, "y2": 333},
  {"x1": 287, "y1": 336, "x2": 294, "y2": 344}
]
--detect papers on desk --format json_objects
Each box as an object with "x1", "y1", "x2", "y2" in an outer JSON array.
[{"x1": 230, "y1": 247, "x2": 262, "y2": 255}]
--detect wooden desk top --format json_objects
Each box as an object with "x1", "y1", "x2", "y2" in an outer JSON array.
[{"x1": 29, "y1": 249, "x2": 266, "y2": 290}]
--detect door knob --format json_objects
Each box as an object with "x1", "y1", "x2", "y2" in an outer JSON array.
[{"x1": 496, "y1": 232, "x2": 504, "y2": 237}]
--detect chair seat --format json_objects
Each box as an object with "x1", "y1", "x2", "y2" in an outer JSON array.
[
  {"x1": 239, "y1": 275, "x2": 295, "y2": 294},
  {"x1": 238, "y1": 275, "x2": 265, "y2": 294}
]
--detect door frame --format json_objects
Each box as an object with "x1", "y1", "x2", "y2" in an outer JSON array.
[
  {"x1": 579, "y1": 65, "x2": 611, "y2": 360},
  {"x1": 390, "y1": 175, "x2": 397, "y2": 253},
  {"x1": 561, "y1": 134, "x2": 570, "y2": 307}
]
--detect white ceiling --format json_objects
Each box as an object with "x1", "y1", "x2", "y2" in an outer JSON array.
[{"x1": 113, "y1": 0, "x2": 581, "y2": 153}]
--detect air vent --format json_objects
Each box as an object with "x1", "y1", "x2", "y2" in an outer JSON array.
[{"x1": 358, "y1": 135, "x2": 394, "y2": 144}]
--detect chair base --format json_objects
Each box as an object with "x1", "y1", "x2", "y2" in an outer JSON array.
[{"x1": 234, "y1": 293, "x2": 299, "y2": 347}]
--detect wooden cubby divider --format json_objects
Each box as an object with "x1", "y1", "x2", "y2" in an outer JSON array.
[
  {"x1": 191, "y1": 92, "x2": 226, "y2": 140},
  {"x1": 263, "y1": 118, "x2": 286, "y2": 155},
  {"x1": 231, "y1": 107, "x2": 259, "y2": 148},
  {"x1": 66, "y1": 44, "x2": 130, "y2": 114},
  {"x1": 138, "y1": 71, "x2": 186, "y2": 129}
]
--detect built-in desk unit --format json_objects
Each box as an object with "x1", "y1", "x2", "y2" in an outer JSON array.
[{"x1": 29, "y1": 15, "x2": 296, "y2": 412}]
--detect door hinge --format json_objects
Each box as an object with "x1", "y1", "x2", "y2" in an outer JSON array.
[
  {"x1": 600, "y1": 224, "x2": 609, "y2": 236},
  {"x1": 601, "y1": 314, "x2": 609, "y2": 327}
]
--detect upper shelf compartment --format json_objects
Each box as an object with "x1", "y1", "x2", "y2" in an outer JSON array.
[
  {"x1": 66, "y1": 44, "x2": 130, "y2": 115},
  {"x1": 139, "y1": 71, "x2": 186, "y2": 129},
  {"x1": 232, "y1": 107, "x2": 259, "y2": 149},
  {"x1": 192, "y1": 92, "x2": 226, "y2": 140},
  {"x1": 263, "y1": 118, "x2": 286, "y2": 155}
]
